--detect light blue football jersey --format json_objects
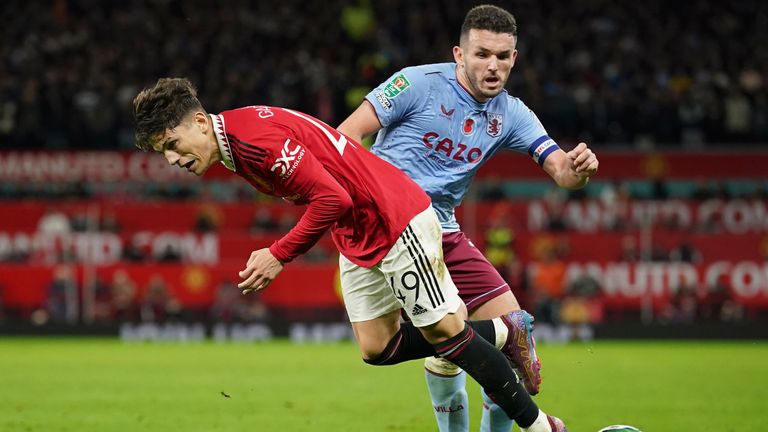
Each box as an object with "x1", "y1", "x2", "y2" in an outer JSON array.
[{"x1": 366, "y1": 62, "x2": 560, "y2": 232}]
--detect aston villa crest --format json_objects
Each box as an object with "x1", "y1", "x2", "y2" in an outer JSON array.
[{"x1": 487, "y1": 112, "x2": 503, "y2": 137}]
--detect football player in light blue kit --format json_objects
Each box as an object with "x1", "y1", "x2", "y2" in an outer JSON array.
[{"x1": 339, "y1": 5, "x2": 597, "y2": 432}]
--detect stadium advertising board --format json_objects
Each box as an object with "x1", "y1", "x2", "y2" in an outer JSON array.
[
  {"x1": 3, "y1": 151, "x2": 768, "y2": 181},
  {"x1": 1, "y1": 261, "x2": 766, "y2": 311}
]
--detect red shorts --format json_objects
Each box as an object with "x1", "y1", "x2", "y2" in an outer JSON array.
[{"x1": 442, "y1": 231, "x2": 510, "y2": 312}]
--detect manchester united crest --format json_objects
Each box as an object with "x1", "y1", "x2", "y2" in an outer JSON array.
[{"x1": 487, "y1": 112, "x2": 503, "y2": 138}]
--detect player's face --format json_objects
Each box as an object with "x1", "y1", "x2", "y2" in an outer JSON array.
[
  {"x1": 454, "y1": 29, "x2": 517, "y2": 102},
  {"x1": 152, "y1": 112, "x2": 220, "y2": 176}
]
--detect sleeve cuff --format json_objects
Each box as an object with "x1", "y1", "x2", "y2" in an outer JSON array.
[{"x1": 269, "y1": 242, "x2": 292, "y2": 264}]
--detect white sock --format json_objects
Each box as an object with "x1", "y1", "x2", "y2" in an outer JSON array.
[
  {"x1": 491, "y1": 317, "x2": 508, "y2": 349},
  {"x1": 521, "y1": 410, "x2": 552, "y2": 432}
]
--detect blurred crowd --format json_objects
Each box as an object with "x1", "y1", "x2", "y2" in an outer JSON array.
[{"x1": 1, "y1": 0, "x2": 767, "y2": 150}]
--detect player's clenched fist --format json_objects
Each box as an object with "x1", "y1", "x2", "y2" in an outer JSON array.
[
  {"x1": 566, "y1": 142, "x2": 599, "y2": 178},
  {"x1": 238, "y1": 248, "x2": 284, "y2": 294}
]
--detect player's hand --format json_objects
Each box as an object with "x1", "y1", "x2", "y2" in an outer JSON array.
[
  {"x1": 566, "y1": 142, "x2": 598, "y2": 179},
  {"x1": 238, "y1": 248, "x2": 284, "y2": 294}
]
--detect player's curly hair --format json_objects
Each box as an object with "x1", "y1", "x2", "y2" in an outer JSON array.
[
  {"x1": 132, "y1": 77, "x2": 205, "y2": 151},
  {"x1": 460, "y1": 5, "x2": 517, "y2": 41}
]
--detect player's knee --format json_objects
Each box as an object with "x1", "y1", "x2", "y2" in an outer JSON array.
[
  {"x1": 361, "y1": 349, "x2": 388, "y2": 366},
  {"x1": 360, "y1": 350, "x2": 382, "y2": 364},
  {"x1": 419, "y1": 313, "x2": 466, "y2": 344},
  {"x1": 358, "y1": 340, "x2": 388, "y2": 364}
]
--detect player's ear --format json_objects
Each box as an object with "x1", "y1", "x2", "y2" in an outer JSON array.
[
  {"x1": 453, "y1": 45, "x2": 464, "y2": 67},
  {"x1": 194, "y1": 111, "x2": 209, "y2": 132}
]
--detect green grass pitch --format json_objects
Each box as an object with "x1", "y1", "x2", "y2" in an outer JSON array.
[{"x1": 0, "y1": 338, "x2": 765, "y2": 431}]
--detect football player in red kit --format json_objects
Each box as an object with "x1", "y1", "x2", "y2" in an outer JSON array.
[{"x1": 131, "y1": 78, "x2": 566, "y2": 432}]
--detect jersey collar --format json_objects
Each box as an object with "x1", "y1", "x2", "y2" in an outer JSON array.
[
  {"x1": 451, "y1": 64, "x2": 494, "y2": 111},
  {"x1": 210, "y1": 114, "x2": 236, "y2": 172}
]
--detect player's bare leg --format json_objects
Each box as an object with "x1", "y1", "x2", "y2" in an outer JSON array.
[
  {"x1": 471, "y1": 291, "x2": 520, "y2": 319},
  {"x1": 350, "y1": 309, "x2": 403, "y2": 361},
  {"x1": 350, "y1": 305, "x2": 467, "y2": 361}
]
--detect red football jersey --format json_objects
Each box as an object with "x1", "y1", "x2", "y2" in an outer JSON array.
[{"x1": 210, "y1": 106, "x2": 430, "y2": 267}]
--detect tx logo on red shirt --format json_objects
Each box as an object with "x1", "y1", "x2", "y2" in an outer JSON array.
[{"x1": 271, "y1": 139, "x2": 305, "y2": 178}]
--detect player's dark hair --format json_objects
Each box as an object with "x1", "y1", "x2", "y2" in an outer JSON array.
[
  {"x1": 460, "y1": 5, "x2": 517, "y2": 40},
  {"x1": 133, "y1": 77, "x2": 205, "y2": 151}
]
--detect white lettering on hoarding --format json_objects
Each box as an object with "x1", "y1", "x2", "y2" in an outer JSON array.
[
  {"x1": 527, "y1": 199, "x2": 768, "y2": 234},
  {"x1": 0, "y1": 152, "x2": 193, "y2": 182},
  {"x1": 553, "y1": 261, "x2": 768, "y2": 299},
  {"x1": 0, "y1": 231, "x2": 219, "y2": 264}
]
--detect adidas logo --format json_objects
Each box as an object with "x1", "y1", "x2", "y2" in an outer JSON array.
[{"x1": 412, "y1": 304, "x2": 428, "y2": 316}]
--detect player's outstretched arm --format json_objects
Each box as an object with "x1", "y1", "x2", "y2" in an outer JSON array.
[
  {"x1": 542, "y1": 142, "x2": 599, "y2": 189},
  {"x1": 239, "y1": 135, "x2": 353, "y2": 294},
  {"x1": 338, "y1": 100, "x2": 382, "y2": 144}
]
